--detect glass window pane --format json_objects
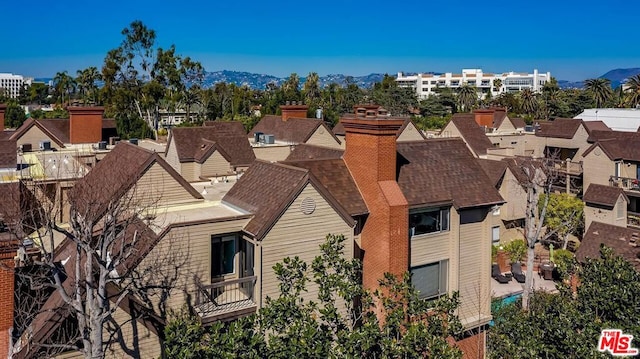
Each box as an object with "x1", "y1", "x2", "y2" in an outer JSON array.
[
  {"x1": 222, "y1": 239, "x2": 235, "y2": 274},
  {"x1": 411, "y1": 262, "x2": 440, "y2": 299}
]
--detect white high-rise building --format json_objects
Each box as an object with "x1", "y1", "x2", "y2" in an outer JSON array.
[
  {"x1": 396, "y1": 68, "x2": 551, "y2": 100},
  {"x1": 0, "y1": 73, "x2": 31, "y2": 99}
]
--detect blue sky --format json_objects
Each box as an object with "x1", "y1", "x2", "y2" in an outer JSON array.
[{"x1": 1, "y1": 0, "x2": 637, "y2": 81}]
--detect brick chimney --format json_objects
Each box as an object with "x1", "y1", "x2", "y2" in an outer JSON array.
[
  {"x1": 341, "y1": 115, "x2": 409, "y2": 293},
  {"x1": 280, "y1": 102, "x2": 309, "y2": 121},
  {"x1": 0, "y1": 250, "x2": 15, "y2": 358},
  {"x1": 68, "y1": 106, "x2": 104, "y2": 144},
  {"x1": 0, "y1": 104, "x2": 6, "y2": 132},
  {"x1": 473, "y1": 109, "x2": 494, "y2": 128}
]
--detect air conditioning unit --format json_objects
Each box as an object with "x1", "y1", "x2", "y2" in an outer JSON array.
[
  {"x1": 39, "y1": 141, "x2": 51, "y2": 151},
  {"x1": 21, "y1": 143, "x2": 33, "y2": 153},
  {"x1": 254, "y1": 132, "x2": 263, "y2": 143},
  {"x1": 264, "y1": 134, "x2": 275, "y2": 144},
  {"x1": 129, "y1": 138, "x2": 139, "y2": 146},
  {"x1": 98, "y1": 141, "x2": 107, "y2": 150}
]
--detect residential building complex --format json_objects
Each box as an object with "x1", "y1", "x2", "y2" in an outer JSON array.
[
  {"x1": 0, "y1": 73, "x2": 31, "y2": 99},
  {"x1": 396, "y1": 68, "x2": 551, "y2": 99}
]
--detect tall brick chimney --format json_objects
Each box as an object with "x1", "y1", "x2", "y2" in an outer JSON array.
[
  {"x1": 473, "y1": 109, "x2": 494, "y2": 128},
  {"x1": 0, "y1": 250, "x2": 15, "y2": 358},
  {"x1": 0, "y1": 104, "x2": 6, "y2": 132},
  {"x1": 68, "y1": 106, "x2": 104, "y2": 144},
  {"x1": 341, "y1": 115, "x2": 409, "y2": 293},
  {"x1": 280, "y1": 102, "x2": 309, "y2": 121}
]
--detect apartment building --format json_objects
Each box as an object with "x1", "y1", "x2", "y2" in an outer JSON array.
[
  {"x1": 396, "y1": 68, "x2": 551, "y2": 99},
  {"x1": 0, "y1": 73, "x2": 31, "y2": 99}
]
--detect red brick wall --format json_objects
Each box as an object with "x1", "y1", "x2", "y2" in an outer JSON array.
[
  {"x1": 474, "y1": 110, "x2": 494, "y2": 128},
  {"x1": 0, "y1": 104, "x2": 6, "y2": 132},
  {"x1": 280, "y1": 105, "x2": 309, "y2": 121},
  {"x1": 68, "y1": 106, "x2": 104, "y2": 144},
  {"x1": 457, "y1": 331, "x2": 486, "y2": 359},
  {"x1": 0, "y1": 253, "x2": 15, "y2": 358},
  {"x1": 342, "y1": 118, "x2": 409, "y2": 293}
]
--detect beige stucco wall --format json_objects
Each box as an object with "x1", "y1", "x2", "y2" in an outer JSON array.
[
  {"x1": 252, "y1": 145, "x2": 291, "y2": 162},
  {"x1": 583, "y1": 146, "x2": 615, "y2": 190},
  {"x1": 200, "y1": 150, "x2": 232, "y2": 178},
  {"x1": 164, "y1": 137, "x2": 180, "y2": 173},
  {"x1": 397, "y1": 122, "x2": 425, "y2": 142},
  {"x1": 584, "y1": 195, "x2": 628, "y2": 229},
  {"x1": 306, "y1": 126, "x2": 342, "y2": 148},
  {"x1": 133, "y1": 162, "x2": 198, "y2": 206},
  {"x1": 16, "y1": 125, "x2": 63, "y2": 150}
]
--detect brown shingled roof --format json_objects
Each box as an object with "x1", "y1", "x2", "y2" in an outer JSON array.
[
  {"x1": 71, "y1": 142, "x2": 202, "y2": 220},
  {"x1": 396, "y1": 139, "x2": 504, "y2": 209},
  {"x1": 535, "y1": 118, "x2": 582, "y2": 139},
  {"x1": 202, "y1": 120, "x2": 247, "y2": 136},
  {"x1": 583, "y1": 120, "x2": 610, "y2": 133},
  {"x1": 10, "y1": 118, "x2": 115, "y2": 146},
  {"x1": 576, "y1": 221, "x2": 640, "y2": 271},
  {"x1": 583, "y1": 138, "x2": 640, "y2": 162},
  {"x1": 583, "y1": 184, "x2": 628, "y2": 208},
  {"x1": 168, "y1": 126, "x2": 255, "y2": 166},
  {"x1": 509, "y1": 117, "x2": 526, "y2": 129},
  {"x1": 447, "y1": 114, "x2": 493, "y2": 156},
  {"x1": 587, "y1": 129, "x2": 640, "y2": 143},
  {"x1": 332, "y1": 122, "x2": 345, "y2": 136},
  {"x1": 285, "y1": 144, "x2": 344, "y2": 161},
  {"x1": 476, "y1": 159, "x2": 508, "y2": 188},
  {"x1": 283, "y1": 158, "x2": 367, "y2": 216},
  {"x1": 0, "y1": 138, "x2": 16, "y2": 168},
  {"x1": 249, "y1": 115, "x2": 340, "y2": 144}
]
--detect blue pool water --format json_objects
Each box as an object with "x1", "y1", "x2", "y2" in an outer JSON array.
[{"x1": 489, "y1": 292, "x2": 523, "y2": 326}]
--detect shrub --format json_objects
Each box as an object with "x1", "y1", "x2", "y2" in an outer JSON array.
[
  {"x1": 504, "y1": 239, "x2": 527, "y2": 263},
  {"x1": 552, "y1": 249, "x2": 575, "y2": 278}
]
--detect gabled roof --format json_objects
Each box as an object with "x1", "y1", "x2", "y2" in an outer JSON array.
[
  {"x1": 445, "y1": 114, "x2": 493, "y2": 156},
  {"x1": 501, "y1": 157, "x2": 543, "y2": 187},
  {"x1": 509, "y1": 117, "x2": 526, "y2": 129},
  {"x1": 583, "y1": 120, "x2": 610, "y2": 133},
  {"x1": 396, "y1": 139, "x2": 504, "y2": 209},
  {"x1": 576, "y1": 221, "x2": 640, "y2": 271},
  {"x1": 283, "y1": 158, "x2": 367, "y2": 216},
  {"x1": 71, "y1": 142, "x2": 202, "y2": 219},
  {"x1": 491, "y1": 111, "x2": 508, "y2": 128},
  {"x1": 587, "y1": 129, "x2": 640, "y2": 143},
  {"x1": 583, "y1": 138, "x2": 640, "y2": 162},
  {"x1": 476, "y1": 159, "x2": 508, "y2": 188},
  {"x1": 333, "y1": 117, "x2": 425, "y2": 140},
  {"x1": 285, "y1": 144, "x2": 344, "y2": 161},
  {"x1": 10, "y1": 118, "x2": 116, "y2": 146},
  {"x1": 0, "y1": 138, "x2": 16, "y2": 168},
  {"x1": 583, "y1": 184, "x2": 628, "y2": 208},
  {"x1": 202, "y1": 120, "x2": 246, "y2": 136},
  {"x1": 331, "y1": 121, "x2": 346, "y2": 136},
  {"x1": 167, "y1": 126, "x2": 255, "y2": 166},
  {"x1": 249, "y1": 115, "x2": 340, "y2": 144},
  {"x1": 222, "y1": 160, "x2": 353, "y2": 239},
  {"x1": 535, "y1": 118, "x2": 583, "y2": 139}
]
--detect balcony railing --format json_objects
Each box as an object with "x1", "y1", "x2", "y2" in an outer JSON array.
[
  {"x1": 628, "y1": 211, "x2": 640, "y2": 229},
  {"x1": 195, "y1": 276, "x2": 257, "y2": 321},
  {"x1": 544, "y1": 158, "x2": 583, "y2": 175},
  {"x1": 610, "y1": 176, "x2": 640, "y2": 192}
]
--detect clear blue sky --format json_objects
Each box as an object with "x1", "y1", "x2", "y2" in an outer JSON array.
[{"x1": 1, "y1": 0, "x2": 637, "y2": 81}]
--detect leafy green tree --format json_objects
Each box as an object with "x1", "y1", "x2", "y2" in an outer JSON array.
[
  {"x1": 371, "y1": 74, "x2": 417, "y2": 115},
  {"x1": 539, "y1": 193, "x2": 584, "y2": 249},
  {"x1": 283, "y1": 73, "x2": 301, "y2": 101},
  {"x1": 76, "y1": 66, "x2": 101, "y2": 105},
  {"x1": 165, "y1": 234, "x2": 463, "y2": 358},
  {"x1": 519, "y1": 88, "x2": 537, "y2": 115},
  {"x1": 303, "y1": 72, "x2": 321, "y2": 107},
  {"x1": 489, "y1": 247, "x2": 640, "y2": 358},
  {"x1": 492, "y1": 78, "x2": 502, "y2": 93},
  {"x1": 5, "y1": 100, "x2": 27, "y2": 128},
  {"x1": 584, "y1": 78, "x2": 613, "y2": 108}
]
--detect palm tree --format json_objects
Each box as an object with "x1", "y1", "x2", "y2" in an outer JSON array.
[
  {"x1": 584, "y1": 78, "x2": 613, "y2": 108},
  {"x1": 492, "y1": 78, "x2": 502, "y2": 93},
  {"x1": 303, "y1": 72, "x2": 321, "y2": 104},
  {"x1": 624, "y1": 74, "x2": 640, "y2": 108},
  {"x1": 76, "y1": 67, "x2": 101, "y2": 105},
  {"x1": 180, "y1": 85, "x2": 202, "y2": 123},
  {"x1": 520, "y1": 88, "x2": 537, "y2": 115},
  {"x1": 53, "y1": 71, "x2": 75, "y2": 106},
  {"x1": 457, "y1": 84, "x2": 477, "y2": 112}
]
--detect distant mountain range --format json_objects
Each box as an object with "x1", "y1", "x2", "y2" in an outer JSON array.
[{"x1": 35, "y1": 67, "x2": 640, "y2": 90}]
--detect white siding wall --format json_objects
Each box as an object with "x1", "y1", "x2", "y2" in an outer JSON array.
[{"x1": 200, "y1": 150, "x2": 232, "y2": 177}]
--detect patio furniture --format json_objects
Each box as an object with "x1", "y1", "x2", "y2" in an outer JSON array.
[
  {"x1": 492, "y1": 264, "x2": 511, "y2": 284},
  {"x1": 511, "y1": 262, "x2": 526, "y2": 283},
  {"x1": 538, "y1": 261, "x2": 555, "y2": 280}
]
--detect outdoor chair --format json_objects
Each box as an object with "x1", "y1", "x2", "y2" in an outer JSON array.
[
  {"x1": 510, "y1": 262, "x2": 526, "y2": 283},
  {"x1": 492, "y1": 264, "x2": 511, "y2": 284}
]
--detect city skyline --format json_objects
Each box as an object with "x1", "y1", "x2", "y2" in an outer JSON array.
[{"x1": 1, "y1": 0, "x2": 636, "y2": 81}]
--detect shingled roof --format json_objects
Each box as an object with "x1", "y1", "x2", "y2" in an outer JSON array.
[
  {"x1": 283, "y1": 158, "x2": 367, "y2": 216},
  {"x1": 333, "y1": 117, "x2": 425, "y2": 140},
  {"x1": 10, "y1": 118, "x2": 117, "y2": 147},
  {"x1": 576, "y1": 221, "x2": 640, "y2": 271},
  {"x1": 167, "y1": 126, "x2": 255, "y2": 166},
  {"x1": 0, "y1": 138, "x2": 16, "y2": 168},
  {"x1": 583, "y1": 138, "x2": 640, "y2": 162},
  {"x1": 446, "y1": 114, "x2": 493, "y2": 156},
  {"x1": 587, "y1": 129, "x2": 639, "y2": 143},
  {"x1": 285, "y1": 144, "x2": 344, "y2": 161},
  {"x1": 583, "y1": 120, "x2": 611, "y2": 133},
  {"x1": 535, "y1": 118, "x2": 583, "y2": 139},
  {"x1": 202, "y1": 120, "x2": 247, "y2": 136},
  {"x1": 396, "y1": 139, "x2": 504, "y2": 209},
  {"x1": 71, "y1": 142, "x2": 202, "y2": 220},
  {"x1": 222, "y1": 160, "x2": 353, "y2": 239},
  {"x1": 249, "y1": 115, "x2": 340, "y2": 144},
  {"x1": 476, "y1": 159, "x2": 508, "y2": 188},
  {"x1": 509, "y1": 117, "x2": 526, "y2": 129},
  {"x1": 583, "y1": 184, "x2": 628, "y2": 208}
]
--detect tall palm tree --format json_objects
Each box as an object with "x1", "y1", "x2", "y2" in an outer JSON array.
[
  {"x1": 520, "y1": 88, "x2": 537, "y2": 115},
  {"x1": 181, "y1": 85, "x2": 202, "y2": 123},
  {"x1": 584, "y1": 78, "x2": 613, "y2": 108},
  {"x1": 457, "y1": 84, "x2": 477, "y2": 112},
  {"x1": 492, "y1": 78, "x2": 502, "y2": 93},
  {"x1": 76, "y1": 67, "x2": 101, "y2": 105},
  {"x1": 303, "y1": 72, "x2": 321, "y2": 104},
  {"x1": 624, "y1": 74, "x2": 640, "y2": 108},
  {"x1": 53, "y1": 71, "x2": 75, "y2": 106}
]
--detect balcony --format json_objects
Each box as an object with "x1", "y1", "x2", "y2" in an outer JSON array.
[
  {"x1": 544, "y1": 158, "x2": 583, "y2": 176},
  {"x1": 610, "y1": 176, "x2": 640, "y2": 193},
  {"x1": 194, "y1": 276, "x2": 257, "y2": 322},
  {"x1": 628, "y1": 211, "x2": 640, "y2": 229}
]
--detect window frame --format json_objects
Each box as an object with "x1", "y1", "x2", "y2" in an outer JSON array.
[
  {"x1": 411, "y1": 259, "x2": 449, "y2": 300},
  {"x1": 211, "y1": 233, "x2": 238, "y2": 278},
  {"x1": 409, "y1": 207, "x2": 450, "y2": 237}
]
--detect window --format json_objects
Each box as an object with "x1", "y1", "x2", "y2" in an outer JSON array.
[
  {"x1": 211, "y1": 234, "x2": 236, "y2": 277},
  {"x1": 617, "y1": 197, "x2": 625, "y2": 219},
  {"x1": 492, "y1": 226, "x2": 500, "y2": 245},
  {"x1": 411, "y1": 260, "x2": 448, "y2": 300},
  {"x1": 410, "y1": 208, "x2": 449, "y2": 236}
]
